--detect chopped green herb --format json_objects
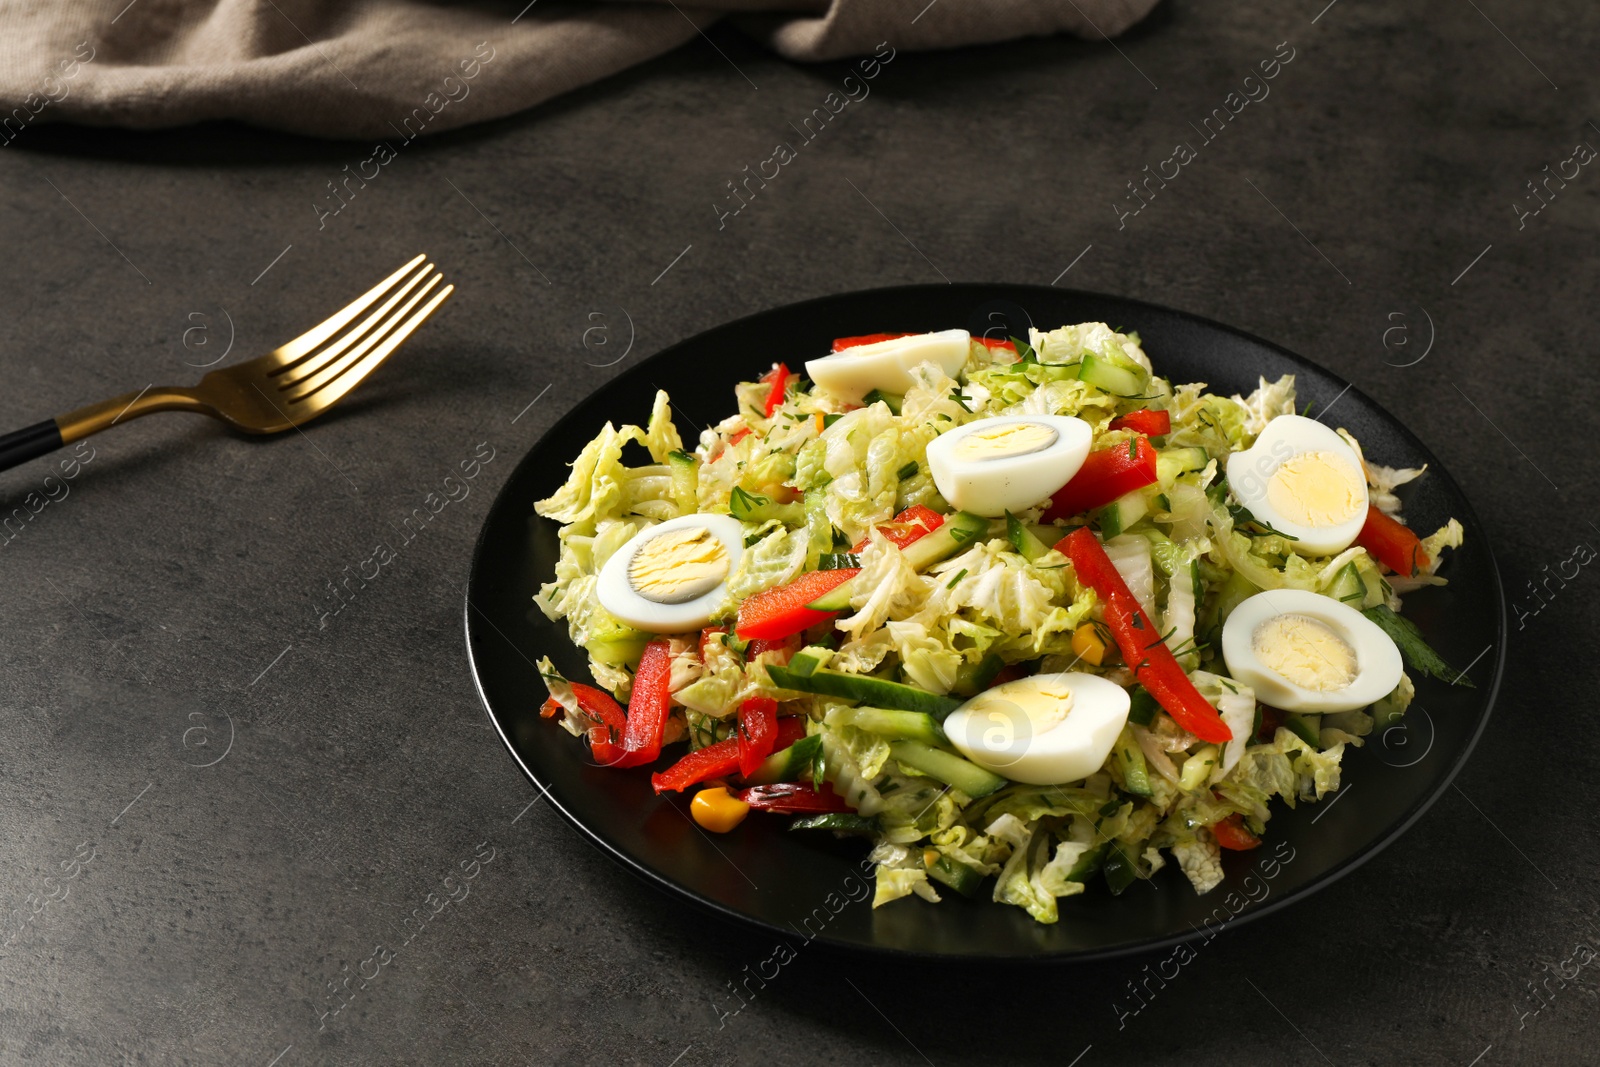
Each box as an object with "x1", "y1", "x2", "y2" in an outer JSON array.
[
  {"x1": 1228, "y1": 503, "x2": 1301, "y2": 542},
  {"x1": 729, "y1": 485, "x2": 768, "y2": 520},
  {"x1": 897, "y1": 461, "x2": 919, "y2": 480},
  {"x1": 945, "y1": 568, "x2": 969, "y2": 589},
  {"x1": 1362, "y1": 605, "x2": 1477, "y2": 687}
]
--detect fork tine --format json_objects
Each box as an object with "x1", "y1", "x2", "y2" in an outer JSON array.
[
  {"x1": 279, "y1": 273, "x2": 443, "y2": 403},
  {"x1": 274, "y1": 261, "x2": 436, "y2": 388},
  {"x1": 266, "y1": 253, "x2": 428, "y2": 367},
  {"x1": 292, "y1": 283, "x2": 455, "y2": 410}
]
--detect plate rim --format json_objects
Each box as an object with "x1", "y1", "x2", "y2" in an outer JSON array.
[{"x1": 464, "y1": 282, "x2": 1507, "y2": 963}]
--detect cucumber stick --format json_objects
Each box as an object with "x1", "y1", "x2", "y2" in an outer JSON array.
[
  {"x1": 1094, "y1": 491, "x2": 1148, "y2": 538},
  {"x1": 1077, "y1": 354, "x2": 1145, "y2": 397},
  {"x1": 1326, "y1": 562, "x2": 1368, "y2": 605},
  {"x1": 805, "y1": 510, "x2": 988, "y2": 611},
  {"x1": 667, "y1": 451, "x2": 699, "y2": 514},
  {"x1": 923, "y1": 851, "x2": 985, "y2": 897},
  {"x1": 1156, "y1": 446, "x2": 1208, "y2": 486},
  {"x1": 766, "y1": 664, "x2": 964, "y2": 717},
  {"x1": 1005, "y1": 511, "x2": 1052, "y2": 561},
  {"x1": 742, "y1": 734, "x2": 822, "y2": 786},
  {"x1": 888, "y1": 740, "x2": 1007, "y2": 798},
  {"x1": 1113, "y1": 726, "x2": 1154, "y2": 798},
  {"x1": 833, "y1": 707, "x2": 948, "y2": 746},
  {"x1": 1284, "y1": 713, "x2": 1321, "y2": 747},
  {"x1": 790, "y1": 813, "x2": 881, "y2": 835}
]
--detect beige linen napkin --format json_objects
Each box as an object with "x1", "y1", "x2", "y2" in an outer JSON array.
[{"x1": 0, "y1": 0, "x2": 1158, "y2": 140}]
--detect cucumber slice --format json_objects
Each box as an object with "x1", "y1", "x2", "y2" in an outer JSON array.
[
  {"x1": 1178, "y1": 744, "x2": 1218, "y2": 791},
  {"x1": 1102, "y1": 840, "x2": 1143, "y2": 896},
  {"x1": 888, "y1": 740, "x2": 1007, "y2": 797},
  {"x1": 805, "y1": 580, "x2": 855, "y2": 612},
  {"x1": 787, "y1": 648, "x2": 827, "y2": 677},
  {"x1": 766, "y1": 665, "x2": 964, "y2": 718},
  {"x1": 1156, "y1": 447, "x2": 1208, "y2": 486},
  {"x1": 924, "y1": 851, "x2": 985, "y2": 897},
  {"x1": 1127, "y1": 686, "x2": 1159, "y2": 727},
  {"x1": 806, "y1": 510, "x2": 987, "y2": 611},
  {"x1": 586, "y1": 618, "x2": 650, "y2": 666},
  {"x1": 1113, "y1": 726, "x2": 1154, "y2": 798},
  {"x1": 861, "y1": 389, "x2": 904, "y2": 415},
  {"x1": 667, "y1": 450, "x2": 699, "y2": 514},
  {"x1": 1326, "y1": 561, "x2": 1368, "y2": 604},
  {"x1": 1284, "y1": 712, "x2": 1321, "y2": 747},
  {"x1": 953, "y1": 652, "x2": 1005, "y2": 697},
  {"x1": 836, "y1": 707, "x2": 948, "y2": 746},
  {"x1": 1371, "y1": 681, "x2": 1409, "y2": 730},
  {"x1": 1005, "y1": 511, "x2": 1052, "y2": 561},
  {"x1": 901, "y1": 510, "x2": 988, "y2": 570},
  {"x1": 1094, "y1": 491, "x2": 1148, "y2": 538},
  {"x1": 742, "y1": 733, "x2": 822, "y2": 786},
  {"x1": 1065, "y1": 842, "x2": 1106, "y2": 883},
  {"x1": 790, "y1": 813, "x2": 881, "y2": 836},
  {"x1": 1077, "y1": 354, "x2": 1145, "y2": 397}
]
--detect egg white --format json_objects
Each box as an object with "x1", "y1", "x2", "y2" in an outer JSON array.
[
  {"x1": 804, "y1": 329, "x2": 971, "y2": 403},
  {"x1": 1225, "y1": 414, "x2": 1369, "y2": 556},
  {"x1": 1220, "y1": 589, "x2": 1403, "y2": 714},
  {"x1": 595, "y1": 513, "x2": 744, "y2": 633},
  {"x1": 925, "y1": 414, "x2": 1093, "y2": 517},
  {"x1": 943, "y1": 673, "x2": 1130, "y2": 786}
]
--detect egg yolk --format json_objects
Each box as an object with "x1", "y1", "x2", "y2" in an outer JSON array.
[
  {"x1": 1265, "y1": 451, "x2": 1365, "y2": 528},
  {"x1": 952, "y1": 422, "x2": 1058, "y2": 462},
  {"x1": 1251, "y1": 613, "x2": 1358, "y2": 691},
  {"x1": 965, "y1": 680, "x2": 1074, "y2": 745},
  {"x1": 628, "y1": 526, "x2": 729, "y2": 604}
]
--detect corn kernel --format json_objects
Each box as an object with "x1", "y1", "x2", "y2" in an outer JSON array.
[
  {"x1": 690, "y1": 786, "x2": 750, "y2": 833},
  {"x1": 1071, "y1": 622, "x2": 1108, "y2": 666}
]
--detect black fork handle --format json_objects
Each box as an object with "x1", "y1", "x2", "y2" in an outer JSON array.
[{"x1": 0, "y1": 420, "x2": 64, "y2": 475}]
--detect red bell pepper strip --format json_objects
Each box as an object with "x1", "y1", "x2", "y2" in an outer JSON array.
[
  {"x1": 728, "y1": 428, "x2": 752, "y2": 447},
  {"x1": 745, "y1": 636, "x2": 796, "y2": 664},
  {"x1": 759, "y1": 364, "x2": 792, "y2": 417},
  {"x1": 652, "y1": 737, "x2": 741, "y2": 793},
  {"x1": 652, "y1": 717, "x2": 808, "y2": 793},
  {"x1": 852, "y1": 503, "x2": 945, "y2": 552},
  {"x1": 1356, "y1": 504, "x2": 1431, "y2": 577},
  {"x1": 735, "y1": 567, "x2": 859, "y2": 642},
  {"x1": 1044, "y1": 437, "x2": 1159, "y2": 521},
  {"x1": 1211, "y1": 813, "x2": 1262, "y2": 851},
  {"x1": 571, "y1": 683, "x2": 629, "y2": 765},
  {"x1": 1056, "y1": 527, "x2": 1232, "y2": 743},
  {"x1": 736, "y1": 697, "x2": 779, "y2": 778},
  {"x1": 831, "y1": 332, "x2": 911, "y2": 352},
  {"x1": 976, "y1": 336, "x2": 1018, "y2": 353},
  {"x1": 613, "y1": 640, "x2": 673, "y2": 768},
  {"x1": 733, "y1": 782, "x2": 852, "y2": 814},
  {"x1": 988, "y1": 664, "x2": 1025, "y2": 689},
  {"x1": 539, "y1": 697, "x2": 563, "y2": 719},
  {"x1": 771, "y1": 715, "x2": 809, "y2": 751},
  {"x1": 1109, "y1": 408, "x2": 1171, "y2": 436},
  {"x1": 698, "y1": 627, "x2": 727, "y2": 661}
]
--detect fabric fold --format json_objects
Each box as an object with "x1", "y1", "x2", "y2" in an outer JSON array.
[{"x1": 0, "y1": 0, "x2": 1158, "y2": 141}]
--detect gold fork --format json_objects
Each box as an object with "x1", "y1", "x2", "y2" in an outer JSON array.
[{"x1": 0, "y1": 254, "x2": 453, "y2": 474}]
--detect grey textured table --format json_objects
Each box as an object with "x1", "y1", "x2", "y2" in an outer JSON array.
[{"x1": 3, "y1": 2, "x2": 1596, "y2": 1064}]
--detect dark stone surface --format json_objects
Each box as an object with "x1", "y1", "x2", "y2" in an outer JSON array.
[{"x1": 1, "y1": 3, "x2": 1596, "y2": 1063}]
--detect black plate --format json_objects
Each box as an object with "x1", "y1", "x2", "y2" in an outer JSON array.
[{"x1": 465, "y1": 285, "x2": 1504, "y2": 961}]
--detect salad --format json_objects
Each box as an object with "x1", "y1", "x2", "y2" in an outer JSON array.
[{"x1": 532, "y1": 324, "x2": 1468, "y2": 924}]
